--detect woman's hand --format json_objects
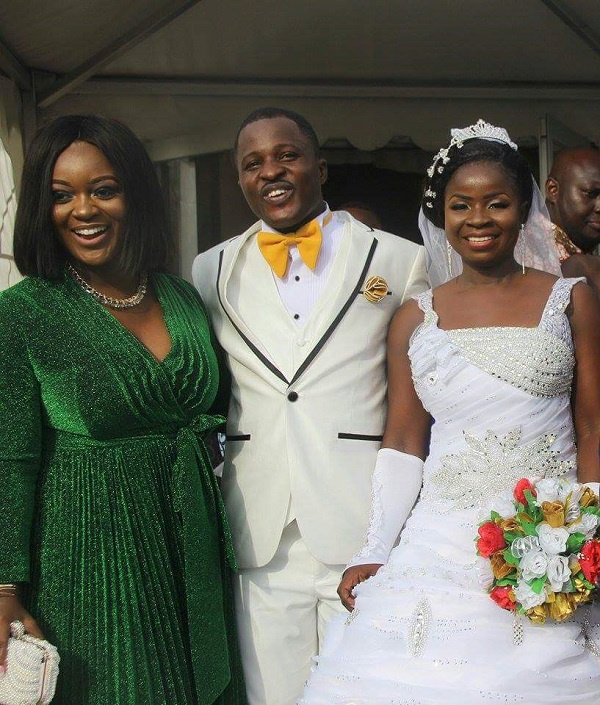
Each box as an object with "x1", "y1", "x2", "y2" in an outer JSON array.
[
  {"x1": 0, "y1": 594, "x2": 45, "y2": 673},
  {"x1": 337, "y1": 563, "x2": 383, "y2": 612}
]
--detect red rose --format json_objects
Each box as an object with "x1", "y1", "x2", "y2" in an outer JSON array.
[
  {"x1": 580, "y1": 539, "x2": 600, "y2": 585},
  {"x1": 514, "y1": 478, "x2": 536, "y2": 505},
  {"x1": 476, "y1": 522, "x2": 507, "y2": 558},
  {"x1": 490, "y1": 586, "x2": 516, "y2": 611}
]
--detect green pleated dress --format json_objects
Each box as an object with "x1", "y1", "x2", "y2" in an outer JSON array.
[{"x1": 0, "y1": 272, "x2": 246, "y2": 704}]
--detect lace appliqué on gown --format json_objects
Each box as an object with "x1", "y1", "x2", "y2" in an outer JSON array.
[
  {"x1": 427, "y1": 427, "x2": 574, "y2": 510},
  {"x1": 347, "y1": 461, "x2": 386, "y2": 566}
]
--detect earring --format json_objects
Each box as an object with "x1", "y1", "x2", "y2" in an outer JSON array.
[
  {"x1": 446, "y1": 241, "x2": 454, "y2": 277},
  {"x1": 518, "y1": 224, "x2": 526, "y2": 275}
]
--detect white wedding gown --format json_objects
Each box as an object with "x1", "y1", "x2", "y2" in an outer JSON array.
[{"x1": 301, "y1": 277, "x2": 600, "y2": 705}]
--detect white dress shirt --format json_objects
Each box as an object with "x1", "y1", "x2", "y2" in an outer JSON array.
[{"x1": 258, "y1": 206, "x2": 345, "y2": 325}]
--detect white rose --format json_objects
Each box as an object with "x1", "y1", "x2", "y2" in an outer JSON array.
[
  {"x1": 514, "y1": 579, "x2": 547, "y2": 611},
  {"x1": 537, "y1": 523, "x2": 569, "y2": 555},
  {"x1": 534, "y1": 478, "x2": 562, "y2": 505},
  {"x1": 556, "y1": 479, "x2": 572, "y2": 503},
  {"x1": 567, "y1": 512, "x2": 599, "y2": 540},
  {"x1": 546, "y1": 555, "x2": 571, "y2": 592},
  {"x1": 520, "y1": 548, "x2": 549, "y2": 581},
  {"x1": 484, "y1": 490, "x2": 517, "y2": 520}
]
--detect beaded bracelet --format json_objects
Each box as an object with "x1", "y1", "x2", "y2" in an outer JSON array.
[{"x1": 0, "y1": 583, "x2": 18, "y2": 597}]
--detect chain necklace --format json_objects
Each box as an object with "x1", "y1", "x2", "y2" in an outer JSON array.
[{"x1": 66, "y1": 262, "x2": 148, "y2": 309}]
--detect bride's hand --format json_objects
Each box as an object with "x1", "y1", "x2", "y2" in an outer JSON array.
[
  {"x1": 0, "y1": 594, "x2": 45, "y2": 673},
  {"x1": 337, "y1": 563, "x2": 383, "y2": 611}
]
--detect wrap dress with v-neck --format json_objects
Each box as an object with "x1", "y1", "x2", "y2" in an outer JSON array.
[{"x1": 0, "y1": 272, "x2": 245, "y2": 704}]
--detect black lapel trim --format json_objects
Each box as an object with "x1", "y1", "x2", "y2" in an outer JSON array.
[
  {"x1": 289, "y1": 237, "x2": 378, "y2": 386},
  {"x1": 216, "y1": 250, "x2": 290, "y2": 385}
]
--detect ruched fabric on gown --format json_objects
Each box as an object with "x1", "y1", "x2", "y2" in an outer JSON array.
[
  {"x1": 301, "y1": 277, "x2": 600, "y2": 705},
  {"x1": 0, "y1": 273, "x2": 245, "y2": 704}
]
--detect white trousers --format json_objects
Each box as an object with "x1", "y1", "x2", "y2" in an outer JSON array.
[{"x1": 234, "y1": 520, "x2": 346, "y2": 705}]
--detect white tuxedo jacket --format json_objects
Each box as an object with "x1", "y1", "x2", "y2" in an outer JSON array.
[{"x1": 193, "y1": 212, "x2": 427, "y2": 569}]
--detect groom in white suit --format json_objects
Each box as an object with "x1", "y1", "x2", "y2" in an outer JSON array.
[{"x1": 193, "y1": 108, "x2": 427, "y2": 705}]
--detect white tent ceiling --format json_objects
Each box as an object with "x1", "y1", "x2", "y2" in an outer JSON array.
[{"x1": 1, "y1": 0, "x2": 600, "y2": 160}]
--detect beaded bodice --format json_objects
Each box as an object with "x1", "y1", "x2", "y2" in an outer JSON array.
[
  {"x1": 408, "y1": 278, "x2": 583, "y2": 512},
  {"x1": 412, "y1": 277, "x2": 582, "y2": 401}
]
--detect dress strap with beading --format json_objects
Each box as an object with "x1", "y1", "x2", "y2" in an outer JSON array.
[
  {"x1": 414, "y1": 289, "x2": 437, "y2": 327},
  {"x1": 538, "y1": 277, "x2": 585, "y2": 342}
]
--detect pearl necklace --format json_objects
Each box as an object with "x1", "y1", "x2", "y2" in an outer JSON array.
[{"x1": 66, "y1": 263, "x2": 148, "y2": 309}]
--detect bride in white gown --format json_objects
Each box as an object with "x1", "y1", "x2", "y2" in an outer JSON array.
[{"x1": 300, "y1": 122, "x2": 600, "y2": 704}]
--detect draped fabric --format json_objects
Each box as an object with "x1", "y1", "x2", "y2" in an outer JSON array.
[
  {"x1": 301, "y1": 278, "x2": 600, "y2": 704},
  {"x1": 0, "y1": 273, "x2": 245, "y2": 704}
]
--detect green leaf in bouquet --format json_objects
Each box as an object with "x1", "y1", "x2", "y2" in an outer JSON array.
[
  {"x1": 490, "y1": 510, "x2": 501, "y2": 521},
  {"x1": 566, "y1": 533, "x2": 585, "y2": 553},
  {"x1": 529, "y1": 577, "x2": 547, "y2": 595},
  {"x1": 503, "y1": 531, "x2": 520, "y2": 544},
  {"x1": 496, "y1": 577, "x2": 518, "y2": 587},
  {"x1": 516, "y1": 502, "x2": 525, "y2": 514},
  {"x1": 503, "y1": 549, "x2": 521, "y2": 566},
  {"x1": 523, "y1": 490, "x2": 541, "y2": 517},
  {"x1": 520, "y1": 521, "x2": 538, "y2": 537},
  {"x1": 581, "y1": 506, "x2": 600, "y2": 517}
]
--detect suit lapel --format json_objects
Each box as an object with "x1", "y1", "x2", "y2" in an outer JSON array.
[
  {"x1": 217, "y1": 224, "x2": 291, "y2": 385},
  {"x1": 217, "y1": 217, "x2": 378, "y2": 388},
  {"x1": 290, "y1": 219, "x2": 378, "y2": 385}
]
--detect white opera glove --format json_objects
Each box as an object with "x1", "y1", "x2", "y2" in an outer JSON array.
[{"x1": 346, "y1": 448, "x2": 424, "y2": 569}]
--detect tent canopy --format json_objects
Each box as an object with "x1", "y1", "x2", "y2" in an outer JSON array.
[{"x1": 1, "y1": 0, "x2": 600, "y2": 161}]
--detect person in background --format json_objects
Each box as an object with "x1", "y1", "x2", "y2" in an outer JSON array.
[
  {"x1": 546, "y1": 147, "x2": 600, "y2": 296},
  {"x1": 193, "y1": 107, "x2": 427, "y2": 705},
  {"x1": 338, "y1": 200, "x2": 383, "y2": 230},
  {"x1": 0, "y1": 115, "x2": 245, "y2": 705}
]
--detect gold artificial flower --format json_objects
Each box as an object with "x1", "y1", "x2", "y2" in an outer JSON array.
[
  {"x1": 573, "y1": 577, "x2": 594, "y2": 603},
  {"x1": 569, "y1": 588, "x2": 592, "y2": 607},
  {"x1": 526, "y1": 604, "x2": 548, "y2": 624},
  {"x1": 362, "y1": 276, "x2": 389, "y2": 303},
  {"x1": 580, "y1": 486, "x2": 599, "y2": 508},
  {"x1": 490, "y1": 552, "x2": 516, "y2": 580},
  {"x1": 499, "y1": 518, "x2": 523, "y2": 534},
  {"x1": 547, "y1": 593, "x2": 576, "y2": 622},
  {"x1": 541, "y1": 501, "x2": 565, "y2": 528}
]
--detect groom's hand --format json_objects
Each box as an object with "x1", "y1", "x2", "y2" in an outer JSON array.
[{"x1": 337, "y1": 563, "x2": 383, "y2": 611}]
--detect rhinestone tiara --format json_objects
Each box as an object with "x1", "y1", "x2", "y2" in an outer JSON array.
[
  {"x1": 424, "y1": 119, "x2": 519, "y2": 208},
  {"x1": 450, "y1": 120, "x2": 517, "y2": 150}
]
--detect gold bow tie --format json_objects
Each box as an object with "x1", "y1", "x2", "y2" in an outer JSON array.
[{"x1": 257, "y1": 219, "x2": 323, "y2": 278}]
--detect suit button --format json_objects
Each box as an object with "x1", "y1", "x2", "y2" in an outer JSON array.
[{"x1": 287, "y1": 391, "x2": 299, "y2": 402}]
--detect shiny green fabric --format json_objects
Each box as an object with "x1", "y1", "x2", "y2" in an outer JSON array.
[{"x1": 0, "y1": 273, "x2": 245, "y2": 704}]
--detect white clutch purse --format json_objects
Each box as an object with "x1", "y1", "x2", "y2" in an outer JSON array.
[{"x1": 0, "y1": 621, "x2": 59, "y2": 705}]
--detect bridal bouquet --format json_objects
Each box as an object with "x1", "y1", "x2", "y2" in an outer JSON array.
[{"x1": 476, "y1": 477, "x2": 600, "y2": 623}]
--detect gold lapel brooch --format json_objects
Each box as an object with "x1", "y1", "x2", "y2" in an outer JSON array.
[{"x1": 362, "y1": 275, "x2": 390, "y2": 303}]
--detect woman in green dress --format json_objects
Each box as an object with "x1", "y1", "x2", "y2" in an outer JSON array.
[{"x1": 0, "y1": 115, "x2": 245, "y2": 704}]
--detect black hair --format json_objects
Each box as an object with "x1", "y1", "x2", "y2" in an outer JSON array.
[
  {"x1": 421, "y1": 138, "x2": 533, "y2": 229},
  {"x1": 233, "y1": 107, "x2": 320, "y2": 159},
  {"x1": 14, "y1": 114, "x2": 174, "y2": 279}
]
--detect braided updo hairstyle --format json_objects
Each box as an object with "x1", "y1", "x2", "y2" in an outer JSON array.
[{"x1": 421, "y1": 138, "x2": 533, "y2": 229}]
